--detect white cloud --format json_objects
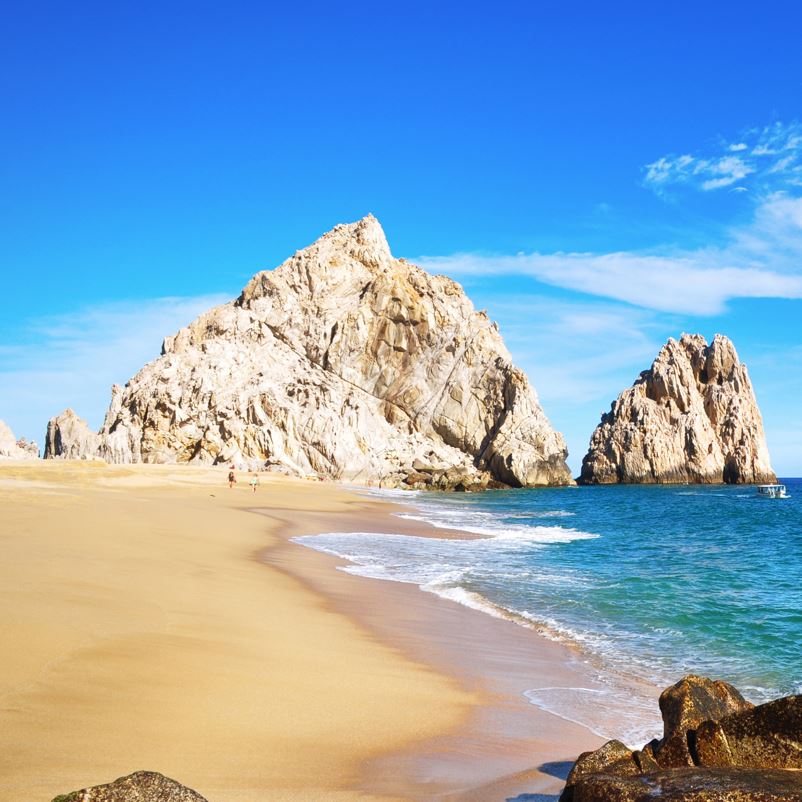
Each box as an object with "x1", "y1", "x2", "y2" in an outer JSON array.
[
  {"x1": 644, "y1": 121, "x2": 802, "y2": 193},
  {"x1": 426, "y1": 251, "x2": 802, "y2": 316},
  {"x1": 419, "y1": 194, "x2": 802, "y2": 316},
  {"x1": 0, "y1": 294, "x2": 229, "y2": 444},
  {"x1": 699, "y1": 156, "x2": 754, "y2": 190}
]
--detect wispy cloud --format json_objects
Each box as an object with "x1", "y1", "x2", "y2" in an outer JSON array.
[
  {"x1": 420, "y1": 194, "x2": 802, "y2": 315},
  {"x1": 0, "y1": 294, "x2": 229, "y2": 442},
  {"x1": 644, "y1": 121, "x2": 802, "y2": 193}
]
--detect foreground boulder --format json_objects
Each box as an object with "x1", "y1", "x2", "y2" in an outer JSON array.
[
  {"x1": 655, "y1": 675, "x2": 752, "y2": 768},
  {"x1": 559, "y1": 676, "x2": 802, "y2": 802},
  {"x1": 580, "y1": 334, "x2": 776, "y2": 484},
  {"x1": 43, "y1": 216, "x2": 572, "y2": 489},
  {"x1": 0, "y1": 419, "x2": 39, "y2": 459},
  {"x1": 52, "y1": 771, "x2": 208, "y2": 801}
]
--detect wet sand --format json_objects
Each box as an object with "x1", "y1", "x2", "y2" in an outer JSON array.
[{"x1": 261, "y1": 500, "x2": 613, "y2": 801}]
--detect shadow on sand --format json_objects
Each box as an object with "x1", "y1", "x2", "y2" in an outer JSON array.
[{"x1": 537, "y1": 760, "x2": 574, "y2": 781}]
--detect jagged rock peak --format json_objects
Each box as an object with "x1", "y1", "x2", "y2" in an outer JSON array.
[
  {"x1": 45, "y1": 215, "x2": 573, "y2": 489},
  {"x1": 0, "y1": 419, "x2": 40, "y2": 460},
  {"x1": 44, "y1": 409, "x2": 101, "y2": 460},
  {"x1": 580, "y1": 333, "x2": 776, "y2": 485}
]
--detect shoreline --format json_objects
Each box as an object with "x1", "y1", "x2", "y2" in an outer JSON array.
[
  {"x1": 256, "y1": 489, "x2": 646, "y2": 800},
  {"x1": 0, "y1": 462, "x2": 472, "y2": 801},
  {"x1": 0, "y1": 461, "x2": 659, "y2": 802}
]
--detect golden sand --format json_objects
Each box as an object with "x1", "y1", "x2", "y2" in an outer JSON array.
[{"x1": 0, "y1": 462, "x2": 474, "y2": 802}]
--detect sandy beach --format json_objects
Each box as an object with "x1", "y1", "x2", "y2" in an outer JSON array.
[{"x1": 0, "y1": 461, "x2": 607, "y2": 801}]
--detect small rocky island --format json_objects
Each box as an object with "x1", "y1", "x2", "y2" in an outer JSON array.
[
  {"x1": 580, "y1": 334, "x2": 776, "y2": 484},
  {"x1": 559, "y1": 675, "x2": 802, "y2": 801},
  {"x1": 44, "y1": 216, "x2": 572, "y2": 489}
]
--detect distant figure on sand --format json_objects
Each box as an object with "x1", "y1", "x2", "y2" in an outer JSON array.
[
  {"x1": 249, "y1": 471, "x2": 260, "y2": 493},
  {"x1": 228, "y1": 468, "x2": 236, "y2": 488}
]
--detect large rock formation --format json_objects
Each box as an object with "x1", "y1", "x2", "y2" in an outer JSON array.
[
  {"x1": 44, "y1": 216, "x2": 572, "y2": 488},
  {"x1": 0, "y1": 419, "x2": 39, "y2": 459},
  {"x1": 559, "y1": 676, "x2": 802, "y2": 802},
  {"x1": 580, "y1": 334, "x2": 775, "y2": 485}
]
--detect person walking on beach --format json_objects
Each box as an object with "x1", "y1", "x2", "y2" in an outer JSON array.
[
  {"x1": 249, "y1": 471, "x2": 260, "y2": 493},
  {"x1": 228, "y1": 467, "x2": 236, "y2": 489}
]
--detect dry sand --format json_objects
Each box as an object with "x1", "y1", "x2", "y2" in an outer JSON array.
[{"x1": 0, "y1": 462, "x2": 476, "y2": 802}]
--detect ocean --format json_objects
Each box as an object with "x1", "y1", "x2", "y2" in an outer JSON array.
[{"x1": 293, "y1": 479, "x2": 802, "y2": 745}]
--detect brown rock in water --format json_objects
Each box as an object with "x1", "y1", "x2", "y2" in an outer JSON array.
[
  {"x1": 655, "y1": 674, "x2": 753, "y2": 768},
  {"x1": 580, "y1": 334, "x2": 776, "y2": 485},
  {"x1": 560, "y1": 740, "x2": 638, "y2": 801},
  {"x1": 695, "y1": 695, "x2": 802, "y2": 769},
  {"x1": 557, "y1": 677, "x2": 802, "y2": 802},
  {"x1": 42, "y1": 216, "x2": 572, "y2": 489},
  {"x1": 52, "y1": 771, "x2": 208, "y2": 802},
  {"x1": 572, "y1": 767, "x2": 802, "y2": 802}
]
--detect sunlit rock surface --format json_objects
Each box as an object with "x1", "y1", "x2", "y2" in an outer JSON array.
[{"x1": 580, "y1": 334, "x2": 775, "y2": 484}]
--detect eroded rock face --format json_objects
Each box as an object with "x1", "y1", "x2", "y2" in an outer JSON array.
[
  {"x1": 44, "y1": 409, "x2": 101, "y2": 460},
  {"x1": 580, "y1": 334, "x2": 776, "y2": 485},
  {"x1": 52, "y1": 770, "x2": 208, "y2": 802},
  {"x1": 43, "y1": 216, "x2": 572, "y2": 488},
  {"x1": 695, "y1": 696, "x2": 802, "y2": 769},
  {"x1": 655, "y1": 675, "x2": 752, "y2": 768},
  {"x1": 0, "y1": 419, "x2": 39, "y2": 459}
]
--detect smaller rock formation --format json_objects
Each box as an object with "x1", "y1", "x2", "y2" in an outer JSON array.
[
  {"x1": 44, "y1": 409, "x2": 101, "y2": 460},
  {"x1": 559, "y1": 675, "x2": 802, "y2": 802},
  {"x1": 0, "y1": 419, "x2": 40, "y2": 459},
  {"x1": 52, "y1": 771, "x2": 208, "y2": 802},
  {"x1": 580, "y1": 334, "x2": 776, "y2": 485}
]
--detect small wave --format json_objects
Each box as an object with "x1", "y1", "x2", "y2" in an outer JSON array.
[
  {"x1": 395, "y1": 513, "x2": 598, "y2": 544},
  {"x1": 524, "y1": 685, "x2": 662, "y2": 747},
  {"x1": 507, "y1": 510, "x2": 577, "y2": 519},
  {"x1": 422, "y1": 583, "x2": 512, "y2": 620}
]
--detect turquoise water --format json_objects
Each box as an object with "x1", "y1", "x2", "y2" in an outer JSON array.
[{"x1": 294, "y1": 479, "x2": 802, "y2": 742}]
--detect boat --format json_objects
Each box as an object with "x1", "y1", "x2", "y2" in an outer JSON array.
[{"x1": 756, "y1": 483, "x2": 790, "y2": 499}]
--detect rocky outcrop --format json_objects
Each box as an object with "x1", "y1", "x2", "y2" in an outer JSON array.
[
  {"x1": 580, "y1": 334, "x2": 776, "y2": 484},
  {"x1": 44, "y1": 409, "x2": 101, "y2": 460},
  {"x1": 654, "y1": 675, "x2": 753, "y2": 768},
  {"x1": 43, "y1": 216, "x2": 572, "y2": 488},
  {"x1": 52, "y1": 771, "x2": 208, "y2": 801},
  {"x1": 559, "y1": 676, "x2": 802, "y2": 802},
  {"x1": 694, "y1": 696, "x2": 802, "y2": 769},
  {"x1": 0, "y1": 419, "x2": 39, "y2": 459}
]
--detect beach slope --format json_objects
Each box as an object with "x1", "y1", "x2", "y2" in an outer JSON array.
[{"x1": 0, "y1": 462, "x2": 473, "y2": 802}]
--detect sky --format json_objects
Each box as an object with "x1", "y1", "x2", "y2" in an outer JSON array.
[{"x1": 2, "y1": 1, "x2": 802, "y2": 475}]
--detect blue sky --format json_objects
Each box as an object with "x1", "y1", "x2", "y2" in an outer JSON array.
[{"x1": 2, "y1": 1, "x2": 802, "y2": 474}]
